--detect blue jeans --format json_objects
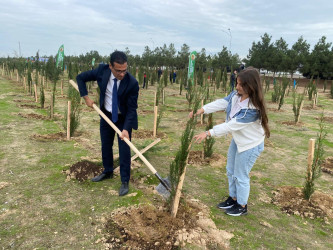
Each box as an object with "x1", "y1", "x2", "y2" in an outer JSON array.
[{"x1": 226, "y1": 139, "x2": 264, "y2": 206}]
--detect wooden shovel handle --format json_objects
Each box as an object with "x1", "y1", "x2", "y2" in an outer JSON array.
[{"x1": 69, "y1": 80, "x2": 158, "y2": 175}]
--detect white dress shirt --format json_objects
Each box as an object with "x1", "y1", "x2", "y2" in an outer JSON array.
[{"x1": 104, "y1": 73, "x2": 120, "y2": 113}]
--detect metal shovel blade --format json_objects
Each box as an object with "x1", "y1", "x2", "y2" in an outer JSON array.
[{"x1": 155, "y1": 176, "x2": 171, "y2": 199}]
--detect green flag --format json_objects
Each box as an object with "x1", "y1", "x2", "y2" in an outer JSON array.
[
  {"x1": 187, "y1": 51, "x2": 197, "y2": 85},
  {"x1": 92, "y1": 58, "x2": 95, "y2": 67},
  {"x1": 56, "y1": 44, "x2": 64, "y2": 70}
]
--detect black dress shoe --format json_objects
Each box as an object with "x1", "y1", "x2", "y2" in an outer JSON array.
[
  {"x1": 119, "y1": 182, "x2": 129, "y2": 196},
  {"x1": 91, "y1": 173, "x2": 113, "y2": 182}
]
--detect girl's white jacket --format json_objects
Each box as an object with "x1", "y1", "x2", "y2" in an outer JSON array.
[{"x1": 203, "y1": 91, "x2": 265, "y2": 152}]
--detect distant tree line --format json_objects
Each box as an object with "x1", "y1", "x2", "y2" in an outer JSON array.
[
  {"x1": 1, "y1": 34, "x2": 332, "y2": 80},
  {"x1": 245, "y1": 33, "x2": 333, "y2": 79}
]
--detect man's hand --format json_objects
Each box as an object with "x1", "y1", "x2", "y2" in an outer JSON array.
[
  {"x1": 83, "y1": 95, "x2": 94, "y2": 108},
  {"x1": 120, "y1": 129, "x2": 130, "y2": 141}
]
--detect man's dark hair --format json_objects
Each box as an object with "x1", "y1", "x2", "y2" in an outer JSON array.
[{"x1": 110, "y1": 51, "x2": 127, "y2": 66}]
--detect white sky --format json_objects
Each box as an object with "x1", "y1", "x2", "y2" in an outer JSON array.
[{"x1": 1, "y1": 0, "x2": 332, "y2": 59}]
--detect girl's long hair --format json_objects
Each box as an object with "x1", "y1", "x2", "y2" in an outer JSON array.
[{"x1": 237, "y1": 67, "x2": 270, "y2": 138}]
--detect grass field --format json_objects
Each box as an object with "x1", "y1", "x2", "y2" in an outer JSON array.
[{"x1": 0, "y1": 74, "x2": 332, "y2": 249}]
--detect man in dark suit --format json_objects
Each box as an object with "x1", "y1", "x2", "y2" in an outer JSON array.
[{"x1": 76, "y1": 51, "x2": 139, "y2": 196}]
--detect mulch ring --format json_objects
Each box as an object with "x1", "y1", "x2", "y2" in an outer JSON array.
[
  {"x1": 267, "y1": 107, "x2": 285, "y2": 112},
  {"x1": 63, "y1": 160, "x2": 103, "y2": 182},
  {"x1": 138, "y1": 109, "x2": 154, "y2": 115},
  {"x1": 281, "y1": 121, "x2": 305, "y2": 126},
  {"x1": 272, "y1": 186, "x2": 333, "y2": 221},
  {"x1": 99, "y1": 199, "x2": 233, "y2": 249},
  {"x1": 315, "y1": 116, "x2": 333, "y2": 123},
  {"x1": 132, "y1": 129, "x2": 167, "y2": 139},
  {"x1": 322, "y1": 157, "x2": 333, "y2": 175},
  {"x1": 187, "y1": 151, "x2": 226, "y2": 167},
  {"x1": 303, "y1": 105, "x2": 323, "y2": 110},
  {"x1": 30, "y1": 131, "x2": 82, "y2": 141},
  {"x1": 18, "y1": 104, "x2": 38, "y2": 109},
  {"x1": 18, "y1": 112, "x2": 49, "y2": 120}
]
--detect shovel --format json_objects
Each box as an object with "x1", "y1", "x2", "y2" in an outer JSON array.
[{"x1": 69, "y1": 80, "x2": 171, "y2": 196}]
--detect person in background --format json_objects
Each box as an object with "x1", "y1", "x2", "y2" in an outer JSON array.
[
  {"x1": 189, "y1": 67, "x2": 270, "y2": 216},
  {"x1": 173, "y1": 70, "x2": 177, "y2": 83},
  {"x1": 157, "y1": 68, "x2": 162, "y2": 80},
  {"x1": 230, "y1": 69, "x2": 237, "y2": 92},
  {"x1": 76, "y1": 51, "x2": 139, "y2": 196},
  {"x1": 143, "y1": 72, "x2": 147, "y2": 88}
]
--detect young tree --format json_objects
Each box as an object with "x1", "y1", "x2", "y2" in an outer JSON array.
[{"x1": 303, "y1": 113, "x2": 327, "y2": 200}]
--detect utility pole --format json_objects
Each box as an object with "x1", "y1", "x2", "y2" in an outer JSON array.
[{"x1": 19, "y1": 42, "x2": 22, "y2": 58}]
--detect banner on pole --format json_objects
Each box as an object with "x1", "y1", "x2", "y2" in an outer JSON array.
[
  {"x1": 92, "y1": 58, "x2": 95, "y2": 67},
  {"x1": 187, "y1": 51, "x2": 197, "y2": 85},
  {"x1": 56, "y1": 44, "x2": 64, "y2": 70}
]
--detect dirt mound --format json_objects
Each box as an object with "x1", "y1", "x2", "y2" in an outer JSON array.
[
  {"x1": 31, "y1": 132, "x2": 66, "y2": 141},
  {"x1": 100, "y1": 199, "x2": 233, "y2": 249},
  {"x1": 272, "y1": 186, "x2": 333, "y2": 221},
  {"x1": 18, "y1": 112, "x2": 49, "y2": 120},
  {"x1": 322, "y1": 157, "x2": 333, "y2": 175},
  {"x1": 132, "y1": 129, "x2": 167, "y2": 139},
  {"x1": 187, "y1": 151, "x2": 226, "y2": 167},
  {"x1": 31, "y1": 131, "x2": 82, "y2": 141},
  {"x1": 64, "y1": 160, "x2": 103, "y2": 182}
]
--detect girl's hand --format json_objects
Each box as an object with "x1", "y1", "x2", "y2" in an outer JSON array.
[{"x1": 193, "y1": 131, "x2": 210, "y2": 143}]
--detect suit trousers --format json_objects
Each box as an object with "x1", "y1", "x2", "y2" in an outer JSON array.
[{"x1": 100, "y1": 108, "x2": 132, "y2": 183}]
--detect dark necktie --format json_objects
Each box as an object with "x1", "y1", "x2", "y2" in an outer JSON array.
[{"x1": 112, "y1": 78, "x2": 118, "y2": 122}]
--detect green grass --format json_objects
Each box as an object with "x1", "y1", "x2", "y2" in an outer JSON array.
[{"x1": 0, "y1": 75, "x2": 332, "y2": 249}]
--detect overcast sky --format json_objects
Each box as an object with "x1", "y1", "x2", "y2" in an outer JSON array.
[{"x1": 1, "y1": 0, "x2": 332, "y2": 60}]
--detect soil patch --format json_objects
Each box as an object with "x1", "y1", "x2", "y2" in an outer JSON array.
[
  {"x1": 272, "y1": 186, "x2": 333, "y2": 221},
  {"x1": 187, "y1": 151, "x2": 226, "y2": 167},
  {"x1": 132, "y1": 129, "x2": 167, "y2": 139},
  {"x1": 281, "y1": 121, "x2": 305, "y2": 126},
  {"x1": 303, "y1": 105, "x2": 322, "y2": 110},
  {"x1": 100, "y1": 199, "x2": 233, "y2": 249},
  {"x1": 315, "y1": 116, "x2": 333, "y2": 124},
  {"x1": 13, "y1": 99, "x2": 34, "y2": 103},
  {"x1": 322, "y1": 157, "x2": 333, "y2": 175},
  {"x1": 18, "y1": 112, "x2": 49, "y2": 120},
  {"x1": 30, "y1": 131, "x2": 82, "y2": 141},
  {"x1": 18, "y1": 104, "x2": 38, "y2": 109},
  {"x1": 63, "y1": 160, "x2": 103, "y2": 182},
  {"x1": 30, "y1": 132, "x2": 67, "y2": 141},
  {"x1": 138, "y1": 109, "x2": 154, "y2": 115},
  {"x1": 267, "y1": 107, "x2": 285, "y2": 112}
]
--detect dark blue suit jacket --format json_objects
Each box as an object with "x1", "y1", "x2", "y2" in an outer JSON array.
[{"x1": 76, "y1": 64, "x2": 139, "y2": 131}]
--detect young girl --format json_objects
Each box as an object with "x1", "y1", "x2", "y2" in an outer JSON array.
[{"x1": 190, "y1": 67, "x2": 270, "y2": 216}]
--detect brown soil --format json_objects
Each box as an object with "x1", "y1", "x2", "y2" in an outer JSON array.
[
  {"x1": 30, "y1": 132, "x2": 67, "y2": 141},
  {"x1": 63, "y1": 160, "x2": 103, "y2": 182},
  {"x1": 30, "y1": 131, "x2": 82, "y2": 141},
  {"x1": 272, "y1": 186, "x2": 333, "y2": 221},
  {"x1": 281, "y1": 121, "x2": 305, "y2": 126},
  {"x1": 100, "y1": 199, "x2": 233, "y2": 249},
  {"x1": 18, "y1": 112, "x2": 49, "y2": 120},
  {"x1": 187, "y1": 151, "x2": 226, "y2": 167},
  {"x1": 18, "y1": 104, "x2": 38, "y2": 109},
  {"x1": 132, "y1": 129, "x2": 167, "y2": 139},
  {"x1": 137, "y1": 109, "x2": 154, "y2": 115},
  {"x1": 322, "y1": 157, "x2": 333, "y2": 175},
  {"x1": 267, "y1": 107, "x2": 285, "y2": 112},
  {"x1": 315, "y1": 116, "x2": 333, "y2": 124}
]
